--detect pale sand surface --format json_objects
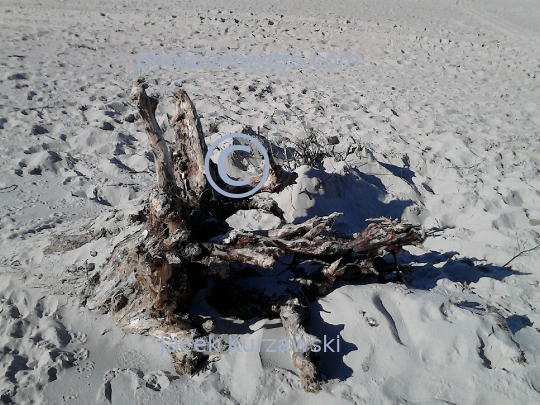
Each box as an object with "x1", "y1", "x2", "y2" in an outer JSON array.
[{"x1": 0, "y1": 0, "x2": 539, "y2": 404}]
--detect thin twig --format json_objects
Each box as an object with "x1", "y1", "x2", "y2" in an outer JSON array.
[
  {"x1": 503, "y1": 244, "x2": 540, "y2": 267},
  {"x1": 70, "y1": 44, "x2": 97, "y2": 51},
  {"x1": 0, "y1": 185, "x2": 17, "y2": 193}
]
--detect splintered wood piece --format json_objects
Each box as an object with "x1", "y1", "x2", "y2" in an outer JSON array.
[
  {"x1": 169, "y1": 89, "x2": 210, "y2": 201},
  {"x1": 348, "y1": 220, "x2": 424, "y2": 256},
  {"x1": 279, "y1": 298, "x2": 321, "y2": 392},
  {"x1": 268, "y1": 212, "x2": 342, "y2": 240},
  {"x1": 129, "y1": 77, "x2": 176, "y2": 193},
  {"x1": 258, "y1": 145, "x2": 299, "y2": 193}
]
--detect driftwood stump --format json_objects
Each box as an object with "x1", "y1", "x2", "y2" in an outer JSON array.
[{"x1": 88, "y1": 77, "x2": 424, "y2": 392}]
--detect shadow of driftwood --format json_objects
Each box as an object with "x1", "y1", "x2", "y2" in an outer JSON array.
[
  {"x1": 271, "y1": 161, "x2": 421, "y2": 237},
  {"x1": 397, "y1": 251, "x2": 526, "y2": 290},
  {"x1": 188, "y1": 159, "x2": 527, "y2": 385},
  {"x1": 306, "y1": 301, "x2": 357, "y2": 380}
]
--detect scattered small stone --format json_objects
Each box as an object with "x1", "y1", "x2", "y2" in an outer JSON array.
[
  {"x1": 366, "y1": 317, "x2": 379, "y2": 327},
  {"x1": 90, "y1": 251, "x2": 98, "y2": 257},
  {"x1": 202, "y1": 317, "x2": 216, "y2": 333}
]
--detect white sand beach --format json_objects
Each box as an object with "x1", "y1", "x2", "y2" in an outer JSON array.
[{"x1": 0, "y1": 0, "x2": 539, "y2": 403}]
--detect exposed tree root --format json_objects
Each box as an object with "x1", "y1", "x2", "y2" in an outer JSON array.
[{"x1": 84, "y1": 77, "x2": 425, "y2": 391}]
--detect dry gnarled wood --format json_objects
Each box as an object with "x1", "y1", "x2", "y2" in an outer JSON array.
[
  {"x1": 169, "y1": 89, "x2": 209, "y2": 201},
  {"x1": 280, "y1": 299, "x2": 321, "y2": 392},
  {"x1": 130, "y1": 78, "x2": 176, "y2": 194},
  {"x1": 85, "y1": 77, "x2": 425, "y2": 391}
]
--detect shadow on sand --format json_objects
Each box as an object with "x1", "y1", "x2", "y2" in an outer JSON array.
[{"x1": 189, "y1": 160, "x2": 526, "y2": 383}]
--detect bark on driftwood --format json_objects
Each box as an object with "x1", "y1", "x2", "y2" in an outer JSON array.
[{"x1": 87, "y1": 77, "x2": 425, "y2": 392}]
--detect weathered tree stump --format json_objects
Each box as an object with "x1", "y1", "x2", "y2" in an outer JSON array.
[{"x1": 88, "y1": 77, "x2": 425, "y2": 391}]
